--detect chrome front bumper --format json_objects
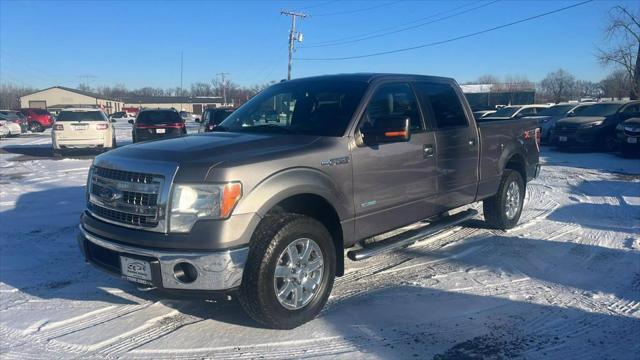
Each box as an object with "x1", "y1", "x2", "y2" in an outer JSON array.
[{"x1": 78, "y1": 225, "x2": 249, "y2": 291}]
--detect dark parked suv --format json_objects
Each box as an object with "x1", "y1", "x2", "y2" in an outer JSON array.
[
  {"x1": 129, "y1": 109, "x2": 186, "y2": 143},
  {"x1": 197, "y1": 108, "x2": 234, "y2": 133},
  {"x1": 552, "y1": 101, "x2": 640, "y2": 151}
]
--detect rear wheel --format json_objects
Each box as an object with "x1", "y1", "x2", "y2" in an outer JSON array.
[
  {"x1": 239, "y1": 213, "x2": 336, "y2": 329},
  {"x1": 29, "y1": 122, "x2": 43, "y2": 132},
  {"x1": 483, "y1": 169, "x2": 525, "y2": 230}
]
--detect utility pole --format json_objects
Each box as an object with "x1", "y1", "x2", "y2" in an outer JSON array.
[
  {"x1": 180, "y1": 51, "x2": 184, "y2": 111},
  {"x1": 216, "y1": 72, "x2": 230, "y2": 105},
  {"x1": 77, "y1": 74, "x2": 97, "y2": 88},
  {"x1": 280, "y1": 10, "x2": 307, "y2": 80}
]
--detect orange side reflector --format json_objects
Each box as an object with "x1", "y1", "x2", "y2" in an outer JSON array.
[
  {"x1": 384, "y1": 131, "x2": 407, "y2": 137},
  {"x1": 221, "y1": 183, "x2": 242, "y2": 218}
]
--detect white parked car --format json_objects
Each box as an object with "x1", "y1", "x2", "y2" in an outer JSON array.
[
  {"x1": 0, "y1": 114, "x2": 22, "y2": 136},
  {"x1": 52, "y1": 108, "x2": 116, "y2": 155}
]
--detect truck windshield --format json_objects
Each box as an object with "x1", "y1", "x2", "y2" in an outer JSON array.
[
  {"x1": 57, "y1": 111, "x2": 106, "y2": 121},
  {"x1": 218, "y1": 80, "x2": 368, "y2": 136}
]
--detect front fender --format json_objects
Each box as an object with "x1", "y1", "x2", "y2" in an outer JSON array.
[{"x1": 234, "y1": 167, "x2": 351, "y2": 220}]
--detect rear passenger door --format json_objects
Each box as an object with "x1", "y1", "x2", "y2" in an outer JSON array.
[{"x1": 414, "y1": 82, "x2": 480, "y2": 209}]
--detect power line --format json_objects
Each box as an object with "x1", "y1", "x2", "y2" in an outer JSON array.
[
  {"x1": 298, "y1": 0, "x2": 336, "y2": 11},
  {"x1": 312, "y1": 1, "x2": 402, "y2": 17},
  {"x1": 303, "y1": 0, "x2": 499, "y2": 48},
  {"x1": 296, "y1": 0, "x2": 594, "y2": 61},
  {"x1": 304, "y1": 0, "x2": 484, "y2": 47}
]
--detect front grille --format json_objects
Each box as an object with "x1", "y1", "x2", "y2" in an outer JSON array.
[
  {"x1": 92, "y1": 183, "x2": 158, "y2": 206},
  {"x1": 554, "y1": 124, "x2": 579, "y2": 136},
  {"x1": 89, "y1": 202, "x2": 157, "y2": 227},
  {"x1": 89, "y1": 166, "x2": 163, "y2": 229},
  {"x1": 625, "y1": 129, "x2": 640, "y2": 137},
  {"x1": 95, "y1": 166, "x2": 154, "y2": 184}
]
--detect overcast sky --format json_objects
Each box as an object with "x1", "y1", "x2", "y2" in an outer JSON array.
[{"x1": 0, "y1": 0, "x2": 635, "y2": 90}]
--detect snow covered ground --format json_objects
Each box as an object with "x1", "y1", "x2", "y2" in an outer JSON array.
[{"x1": 1, "y1": 125, "x2": 638, "y2": 359}]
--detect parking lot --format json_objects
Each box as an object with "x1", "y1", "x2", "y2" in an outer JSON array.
[{"x1": 0, "y1": 123, "x2": 638, "y2": 359}]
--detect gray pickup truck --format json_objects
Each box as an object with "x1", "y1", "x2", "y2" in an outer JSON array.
[{"x1": 78, "y1": 74, "x2": 540, "y2": 328}]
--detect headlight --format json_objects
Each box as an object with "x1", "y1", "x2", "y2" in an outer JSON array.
[
  {"x1": 579, "y1": 120, "x2": 603, "y2": 128},
  {"x1": 169, "y1": 182, "x2": 242, "y2": 232}
]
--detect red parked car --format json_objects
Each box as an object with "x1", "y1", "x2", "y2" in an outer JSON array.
[{"x1": 19, "y1": 108, "x2": 53, "y2": 132}]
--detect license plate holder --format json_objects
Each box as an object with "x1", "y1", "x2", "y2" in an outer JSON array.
[
  {"x1": 156, "y1": 128, "x2": 166, "y2": 134},
  {"x1": 73, "y1": 125, "x2": 87, "y2": 131},
  {"x1": 559, "y1": 136, "x2": 567, "y2": 142},
  {"x1": 628, "y1": 137, "x2": 638, "y2": 144},
  {"x1": 120, "y1": 256, "x2": 153, "y2": 285}
]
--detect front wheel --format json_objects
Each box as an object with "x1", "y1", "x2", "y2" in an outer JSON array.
[
  {"x1": 239, "y1": 214, "x2": 336, "y2": 329},
  {"x1": 483, "y1": 169, "x2": 525, "y2": 230}
]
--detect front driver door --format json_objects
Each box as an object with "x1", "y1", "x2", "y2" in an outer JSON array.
[{"x1": 351, "y1": 82, "x2": 437, "y2": 240}]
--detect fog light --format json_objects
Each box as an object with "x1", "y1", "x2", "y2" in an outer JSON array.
[{"x1": 173, "y1": 262, "x2": 198, "y2": 284}]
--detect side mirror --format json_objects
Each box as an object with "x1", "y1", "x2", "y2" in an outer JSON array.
[
  {"x1": 195, "y1": 118, "x2": 201, "y2": 123},
  {"x1": 128, "y1": 119, "x2": 134, "y2": 125},
  {"x1": 567, "y1": 111, "x2": 575, "y2": 117},
  {"x1": 360, "y1": 116, "x2": 411, "y2": 145},
  {"x1": 110, "y1": 119, "x2": 117, "y2": 123}
]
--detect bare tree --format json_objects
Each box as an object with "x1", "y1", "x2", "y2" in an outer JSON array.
[
  {"x1": 0, "y1": 84, "x2": 35, "y2": 109},
  {"x1": 539, "y1": 69, "x2": 576, "y2": 103},
  {"x1": 190, "y1": 82, "x2": 213, "y2": 97},
  {"x1": 77, "y1": 83, "x2": 92, "y2": 92},
  {"x1": 597, "y1": 5, "x2": 640, "y2": 99},
  {"x1": 600, "y1": 69, "x2": 632, "y2": 100}
]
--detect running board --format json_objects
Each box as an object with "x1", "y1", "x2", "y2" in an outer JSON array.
[{"x1": 346, "y1": 209, "x2": 478, "y2": 261}]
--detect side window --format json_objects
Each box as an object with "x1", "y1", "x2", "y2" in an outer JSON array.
[
  {"x1": 622, "y1": 104, "x2": 639, "y2": 114},
  {"x1": 519, "y1": 107, "x2": 536, "y2": 116},
  {"x1": 203, "y1": 111, "x2": 210, "y2": 123},
  {"x1": 361, "y1": 83, "x2": 423, "y2": 131},
  {"x1": 414, "y1": 82, "x2": 468, "y2": 129}
]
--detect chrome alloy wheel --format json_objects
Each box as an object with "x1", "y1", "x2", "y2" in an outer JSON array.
[
  {"x1": 505, "y1": 181, "x2": 521, "y2": 220},
  {"x1": 273, "y1": 238, "x2": 324, "y2": 310}
]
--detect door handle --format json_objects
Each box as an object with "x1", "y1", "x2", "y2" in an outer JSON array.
[
  {"x1": 468, "y1": 139, "x2": 476, "y2": 146},
  {"x1": 423, "y1": 144, "x2": 434, "y2": 158}
]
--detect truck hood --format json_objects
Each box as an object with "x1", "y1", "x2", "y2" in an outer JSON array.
[
  {"x1": 556, "y1": 116, "x2": 606, "y2": 125},
  {"x1": 102, "y1": 132, "x2": 319, "y2": 165}
]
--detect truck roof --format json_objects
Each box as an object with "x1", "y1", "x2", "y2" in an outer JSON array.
[{"x1": 285, "y1": 73, "x2": 456, "y2": 84}]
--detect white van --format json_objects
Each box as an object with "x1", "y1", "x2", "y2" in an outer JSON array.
[{"x1": 52, "y1": 108, "x2": 116, "y2": 155}]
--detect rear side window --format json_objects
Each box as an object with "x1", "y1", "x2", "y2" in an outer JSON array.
[
  {"x1": 415, "y1": 82, "x2": 468, "y2": 129},
  {"x1": 33, "y1": 109, "x2": 50, "y2": 115},
  {"x1": 58, "y1": 111, "x2": 106, "y2": 121},
  {"x1": 137, "y1": 111, "x2": 182, "y2": 124}
]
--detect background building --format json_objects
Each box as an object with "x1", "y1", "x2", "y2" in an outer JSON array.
[{"x1": 20, "y1": 86, "x2": 226, "y2": 115}]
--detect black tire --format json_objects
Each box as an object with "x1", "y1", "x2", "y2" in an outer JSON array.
[
  {"x1": 483, "y1": 169, "x2": 525, "y2": 230},
  {"x1": 29, "y1": 122, "x2": 43, "y2": 132},
  {"x1": 52, "y1": 148, "x2": 63, "y2": 157},
  {"x1": 239, "y1": 213, "x2": 336, "y2": 329},
  {"x1": 112, "y1": 136, "x2": 117, "y2": 148}
]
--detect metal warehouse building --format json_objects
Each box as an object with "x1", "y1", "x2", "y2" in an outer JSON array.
[{"x1": 20, "y1": 86, "x2": 225, "y2": 115}]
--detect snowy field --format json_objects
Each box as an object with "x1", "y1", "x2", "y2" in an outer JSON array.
[{"x1": 1, "y1": 123, "x2": 639, "y2": 359}]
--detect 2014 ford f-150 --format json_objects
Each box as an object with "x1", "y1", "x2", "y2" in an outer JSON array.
[{"x1": 78, "y1": 74, "x2": 540, "y2": 329}]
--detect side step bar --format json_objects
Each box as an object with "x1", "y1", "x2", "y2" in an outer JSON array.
[{"x1": 346, "y1": 209, "x2": 478, "y2": 261}]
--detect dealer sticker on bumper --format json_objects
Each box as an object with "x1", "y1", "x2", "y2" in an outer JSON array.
[{"x1": 120, "y1": 256, "x2": 153, "y2": 285}]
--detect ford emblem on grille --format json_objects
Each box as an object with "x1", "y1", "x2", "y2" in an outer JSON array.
[{"x1": 98, "y1": 186, "x2": 122, "y2": 201}]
